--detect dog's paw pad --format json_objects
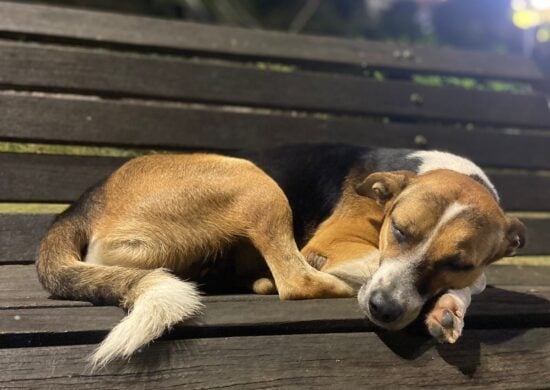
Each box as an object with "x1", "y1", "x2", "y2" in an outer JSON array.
[{"x1": 426, "y1": 306, "x2": 464, "y2": 344}]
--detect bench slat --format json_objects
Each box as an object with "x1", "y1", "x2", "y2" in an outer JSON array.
[
  {"x1": 2, "y1": 93, "x2": 550, "y2": 170},
  {"x1": 1, "y1": 329, "x2": 550, "y2": 388},
  {"x1": 1, "y1": 153, "x2": 548, "y2": 210},
  {"x1": 1, "y1": 41, "x2": 549, "y2": 128},
  {"x1": 1, "y1": 284, "x2": 550, "y2": 348},
  {"x1": 2, "y1": 264, "x2": 550, "y2": 310},
  {"x1": 0, "y1": 2, "x2": 542, "y2": 82},
  {"x1": 1, "y1": 213, "x2": 548, "y2": 265}
]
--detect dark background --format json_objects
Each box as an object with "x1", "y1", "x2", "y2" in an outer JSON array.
[{"x1": 9, "y1": 0, "x2": 550, "y2": 74}]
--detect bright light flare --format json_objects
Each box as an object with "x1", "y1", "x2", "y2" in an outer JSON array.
[
  {"x1": 530, "y1": 0, "x2": 550, "y2": 10},
  {"x1": 513, "y1": 9, "x2": 542, "y2": 28},
  {"x1": 512, "y1": 0, "x2": 528, "y2": 10},
  {"x1": 512, "y1": 0, "x2": 550, "y2": 11}
]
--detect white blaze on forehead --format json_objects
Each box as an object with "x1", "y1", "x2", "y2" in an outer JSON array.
[
  {"x1": 408, "y1": 150, "x2": 499, "y2": 202},
  {"x1": 421, "y1": 202, "x2": 469, "y2": 253}
]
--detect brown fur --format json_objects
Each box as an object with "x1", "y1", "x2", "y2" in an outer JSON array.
[
  {"x1": 38, "y1": 154, "x2": 353, "y2": 307},
  {"x1": 301, "y1": 171, "x2": 383, "y2": 273}
]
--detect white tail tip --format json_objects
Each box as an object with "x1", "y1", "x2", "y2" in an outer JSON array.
[{"x1": 88, "y1": 270, "x2": 203, "y2": 370}]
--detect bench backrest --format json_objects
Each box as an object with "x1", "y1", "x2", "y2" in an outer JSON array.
[{"x1": 0, "y1": 2, "x2": 549, "y2": 264}]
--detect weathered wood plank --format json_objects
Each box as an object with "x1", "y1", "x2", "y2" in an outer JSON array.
[
  {"x1": 0, "y1": 1, "x2": 542, "y2": 82},
  {"x1": 0, "y1": 265, "x2": 90, "y2": 309},
  {"x1": 1, "y1": 329, "x2": 549, "y2": 389},
  {"x1": 0, "y1": 211, "x2": 549, "y2": 264},
  {"x1": 0, "y1": 214, "x2": 53, "y2": 264},
  {"x1": 0, "y1": 210, "x2": 549, "y2": 266},
  {"x1": 1, "y1": 282, "x2": 549, "y2": 347},
  {"x1": 1, "y1": 153, "x2": 549, "y2": 209},
  {"x1": 2, "y1": 93, "x2": 550, "y2": 170},
  {"x1": 489, "y1": 173, "x2": 550, "y2": 211},
  {"x1": 1, "y1": 41, "x2": 549, "y2": 128},
  {"x1": 0, "y1": 153, "x2": 122, "y2": 202},
  {"x1": 487, "y1": 264, "x2": 550, "y2": 287},
  {"x1": 2, "y1": 264, "x2": 549, "y2": 310}
]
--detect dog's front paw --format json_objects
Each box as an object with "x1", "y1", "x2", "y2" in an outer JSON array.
[
  {"x1": 251, "y1": 277, "x2": 277, "y2": 295},
  {"x1": 425, "y1": 293, "x2": 465, "y2": 343},
  {"x1": 278, "y1": 268, "x2": 354, "y2": 300}
]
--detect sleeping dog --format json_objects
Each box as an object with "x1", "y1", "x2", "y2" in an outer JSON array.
[{"x1": 36, "y1": 144, "x2": 525, "y2": 368}]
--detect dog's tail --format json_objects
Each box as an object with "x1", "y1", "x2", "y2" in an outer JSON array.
[{"x1": 36, "y1": 193, "x2": 203, "y2": 369}]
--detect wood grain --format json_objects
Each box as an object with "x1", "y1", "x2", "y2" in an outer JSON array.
[
  {"x1": 0, "y1": 41, "x2": 549, "y2": 128},
  {"x1": 1, "y1": 153, "x2": 550, "y2": 208},
  {"x1": 0, "y1": 2, "x2": 542, "y2": 81},
  {"x1": 1, "y1": 329, "x2": 549, "y2": 389},
  {"x1": 1, "y1": 269, "x2": 549, "y2": 345},
  {"x1": 0, "y1": 210, "x2": 549, "y2": 264},
  {"x1": 2, "y1": 93, "x2": 550, "y2": 170},
  {"x1": 0, "y1": 153, "x2": 123, "y2": 202},
  {"x1": 2, "y1": 264, "x2": 550, "y2": 310}
]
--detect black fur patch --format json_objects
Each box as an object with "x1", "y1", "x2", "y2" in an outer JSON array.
[
  {"x1": 236, "y1": 144, "x2": 367, "y2": 246},
  {"x1": 369, "y1": 148, "x2": 419, "y2": 173}
]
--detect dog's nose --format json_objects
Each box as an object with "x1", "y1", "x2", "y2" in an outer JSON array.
[{"x1": 368, "y1": 290, "x2": 404, "y2": 323}]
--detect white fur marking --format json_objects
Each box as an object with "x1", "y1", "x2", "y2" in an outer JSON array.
[
  {"x1": 84, "y1": 238, "x2": 103, "y2": 265},
  {"x1": 417, "y1": 202, "x2": 469, "y2": 261},
  {"x1": 89, "y1": 269, "x2": 203, "y2": 370},
  {"x1": 408, "y1": 150, "x2": 499, "y2": 202},
  {"x1": 327, "y1": 251, "x2": 380, "y2": 290}
]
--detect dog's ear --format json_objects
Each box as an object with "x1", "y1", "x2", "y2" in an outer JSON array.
[
  {"x1": 486, "y1": 216, "x2": 527, "y2": 265},
  {"x1": 502, "y1": 216, "x2": 526, "y2": 257},
  {"x1": 355, "y1": 171, "x2": 415, "y2": 205}
]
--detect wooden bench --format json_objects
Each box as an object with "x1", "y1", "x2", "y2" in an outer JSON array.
[{"x1": 1, "y1": 2, "x2": 549, "y2": 388}]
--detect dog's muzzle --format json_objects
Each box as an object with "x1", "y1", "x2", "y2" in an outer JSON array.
[
  {"x1": 357, "y1": 258, "x2": 425, "y2": 330},
  {"x1": 365, "y1": 289, "x2": 404, "y2": 323}
]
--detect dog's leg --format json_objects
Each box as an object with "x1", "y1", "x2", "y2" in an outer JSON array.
[
  {"x1": 425, "y1": 273, "x2": 486, "y2": 343},
  {"x1": 240, "y1": 177, "x2": 354, "y2": 299},
  {"x1": 247, "y1": 219, "x2": 354, "y2": 299}
]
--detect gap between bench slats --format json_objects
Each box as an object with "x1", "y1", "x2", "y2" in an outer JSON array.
[
  {"x1": 0, "y1": 41, "x2": 549, "y2": 128},
  {"x1": 1, "y1": 93, "x2": 550, "y2": 170},
  {"x1": 0, "y1": 2, "x2": 542, "y2": 83}
]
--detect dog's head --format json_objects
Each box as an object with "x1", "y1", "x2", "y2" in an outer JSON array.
[{"x1": 355, "y1": 169, "x2": 525, "y2": 330}]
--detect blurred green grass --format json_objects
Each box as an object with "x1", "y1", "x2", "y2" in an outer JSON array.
[{"x1": 0, "y1": 142, "x2": 161, "y2": 157}]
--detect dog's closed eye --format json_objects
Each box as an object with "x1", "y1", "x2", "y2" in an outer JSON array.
[
  {"x1": 437, "y1": 255, "x2": 474, "y2": 272},
  {"x1": 391, "y1": 219, "x2": 408, "y2": 244}
]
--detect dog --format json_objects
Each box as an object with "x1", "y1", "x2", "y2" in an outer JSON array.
[{"x1": 36, "y1": 144, "x2": 525, "y2": 368}]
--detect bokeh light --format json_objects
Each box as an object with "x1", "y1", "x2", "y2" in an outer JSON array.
[{"x1": 512, "y1": 0, "x2": 550, "y2": 28}]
